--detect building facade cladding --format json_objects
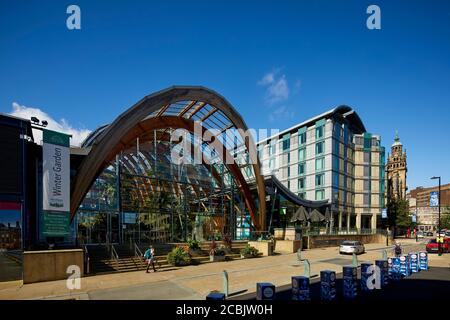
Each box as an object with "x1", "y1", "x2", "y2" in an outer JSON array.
[
  {"x1": 408, "y1": 183, "x2": 450, "y2": 231},
  {"x1": 256, "y1": 107, "x2": 385, "y2": 231}
]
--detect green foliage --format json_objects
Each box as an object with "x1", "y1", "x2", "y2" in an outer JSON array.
[
  {"x1": 440, "y1": 207, "x2": 450, "y2": 229},
  {"x1": 187, "y1": 239, "x2": 200, "y2": 251},
  {"x1": 240, "y1": 244, "x2": 259, "y2": 258},
  {"x1": 167, "y1": 247, "x2": 191, "y2": 266},
  {"x1": 387, "y1": 198, "x2": 412, "y2": 228}
]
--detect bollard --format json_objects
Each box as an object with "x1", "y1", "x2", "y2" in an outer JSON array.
[
  {"x1": 297, "y1": 248, "x2": 302, "y2": 261},
  {"x1": 409, "y1": 253, "x2": 420, "y2": 273},
  {"x1": 343, "y1": 266, "x2": 358, "y2": 299},
  {"x1": 419, "y1": 251, "x2": 428, "y2": 270},
  {"x1": 223, "y1": 270, "x2": 229, "y2": 297},
  {"x1": 256, "y1": 282, "x2": 275, "y2": 300},
  {"x1": 304, "y1": 259, "x2": 311, "y2": 278},
  {"x1": 352, "y1": 253, "x2": 358, "y2": 267},
  {"x1": 206, "y1": 292, "x2": 226, "y2": 300},
  {"x1": 382, "y1": 250, "x2": 388, "y2": 260},
  {"x1": 292, "y1": 276, "x2": 310, "y2": 301},
  {"x1": 390, "y1": 257, "x2": 402, "y2": 282},
  {"x1": 375, "y1": 260, "x2": 389, "y2": 288},
  {"x1": 399, "y1": 255, "x2": 411, "y2": 277},
  {"x1": 360, "y1": 263, "x2": 373, "y2": 292},
  {"x1": 320, "y1": 270, "x2": 336, "y2": 301}
]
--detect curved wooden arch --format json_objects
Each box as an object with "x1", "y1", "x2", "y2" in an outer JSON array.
[{"x1": 71, "y1": 87, "x2": 266, "y2": 230}]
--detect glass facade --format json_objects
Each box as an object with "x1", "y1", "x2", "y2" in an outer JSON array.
[{"x1": 77, "y1": 130, "x2": 253, "y2": 243}]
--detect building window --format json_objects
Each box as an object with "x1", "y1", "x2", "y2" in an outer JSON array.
[
  {"x1": 269, "y1": 140, "x2": 276, "y2": 156},
  {"x1": 287, "y1": 152, "x2": 291, "y2": 164},
  {"x1": 333, "y1": 172, "x2": 339, "y2": 188},
  {"x1": 363, "y1": 165, "x2": 370, "y2": 177},
  {"x1": 287, "y1": 180, "x2": 290, "y2": 189},
  {"x1": 298, "y1": 192, "x2": 306, "y2": 199},
  {"x1": 363, "y1": 180, "x2": 370, "y2": 191},
  {"x1": 364, "y1": 152, "x2": 370, "y2": 163},
  {"x1": 269, "y1": 158, "x2": 275, "y2": 170},
  {"x1": 298, "y1": 148, "x2": 306, "y2": 161},
  {"x1": 363, "y1": 194, "x2": 370, "y2": 205},
  {"x1": 282, "y1": 134, "x2": 290, "y2": 152},
  {"x1": 316, "y1": 141, "x2": 324, "y2": 155},
  {"x1": 287, "y1": 166, "x2": 291, "y2": 177},
  {"x1": 316, "y1": 125, "x2": 324, "y2": 140},
  {"x1": 315, "y1": 189, "x2": 325, "y2": 200},
  {"x1": 298, "y1": 162, "x2": 306, "y2": 175},
  {"x1": 315, "y1": 173, "x2": 324, "y2": 187},
  {"x1": 315, "y1": 157, "x2": 325, "y2": 171},
  {"x1": 299, "y1": 131, "x2": 307, "y2": 145},
  {"x1": 298, "y1": 178, "x2": 305, "y2": 190}
]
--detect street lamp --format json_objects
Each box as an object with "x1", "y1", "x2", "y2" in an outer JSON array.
[{"x1": 431, "y1": 176, "x2": 441, "y2": 256}]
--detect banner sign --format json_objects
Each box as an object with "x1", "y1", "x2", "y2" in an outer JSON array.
[
  {"x1": 42, "y1": 129, "x2": 71, "y2": 237},
  {"x1": 43, "y1": 129, "x2": 70, "y2": 212},
  {"x1": 430, "y1": 191, "x2": 439, "y2": 207},
  {"x1": 381, "y1": 208, "x2": 387, "y2": 219}
]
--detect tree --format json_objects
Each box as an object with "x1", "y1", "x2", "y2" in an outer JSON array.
[
  {"x1": 440, "y1": 206, "x2": 450, "y2": 230},
  {"x1": 387, "y1": 198, "x2": 411, "y2": 235}
]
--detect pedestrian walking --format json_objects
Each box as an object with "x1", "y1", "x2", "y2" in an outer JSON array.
[{"x1": 144, "y1": 245, "x2": 157, "y2": 273}]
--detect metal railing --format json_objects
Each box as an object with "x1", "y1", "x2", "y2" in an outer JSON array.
[
  {"x1": 107, "y1": 243, "x2": 119, "y2": 261},
  {"x1": 303, "y1": 228, "x2": 383, "y2": 236},
  {"x1": 134, "y1": 242, "x2": 143, "y2": 260},
  {"x1": 83, "y1": 245, "x2": 90, "y2": 274}
]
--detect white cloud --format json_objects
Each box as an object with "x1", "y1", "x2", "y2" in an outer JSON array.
[
  {"x1": 268, "y1": 106, "x2": 295, "y2": 123},
  {"x1": 258, "y1": 71, "x2": 290, "y2": 104},
  {"x1": 9, "y1": 102, "x2": 91, "y2": 146}
]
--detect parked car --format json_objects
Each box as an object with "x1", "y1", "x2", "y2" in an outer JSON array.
[
  {"x1": 339, "y1": 241, "x2": 365, "y2": 255},
  {"x1": 417, "y1": 231, "x2": 424, "y2": 239},
  {"x1": 426, "y1": 238, "x2": 449, "y2": 253},
  {"x1": 426, "y1": 232, "x2": 433, "y2": 237},
  {"x1": 445, "y1": 231, "x2": 450, "y2": 238}
]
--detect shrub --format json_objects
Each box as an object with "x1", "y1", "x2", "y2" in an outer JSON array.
[
  {"x1": 240, "y1": 244, "x2": 259, "y2": 258},
  {"x1": 167, "y1": 247, "x2": 191, "y2": 266},
  {"x1": 187, "y1": 239, "x2": 200, "y2": 251}
]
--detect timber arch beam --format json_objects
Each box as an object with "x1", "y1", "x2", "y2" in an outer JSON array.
[{"x1": 71, "y1": 86, "x2": 266, "y2": 230}]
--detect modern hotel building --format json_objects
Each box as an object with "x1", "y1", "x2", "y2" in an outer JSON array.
[{"x1": 256, "y1": 106, "x2": 386, "y2": 231}]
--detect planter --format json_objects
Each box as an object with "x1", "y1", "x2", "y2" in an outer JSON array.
[
  {"x1": 241, "y1": 254, "x2": 256, "y2": 259},
  {"x1": 210, "y1": 255, "x2": 226, "y2": 262},
  {"x1": 248, "y1": 241, "x2": 273, "y2": 256}
]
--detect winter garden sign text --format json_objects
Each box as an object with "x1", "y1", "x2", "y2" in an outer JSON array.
[{"x1": 42, "y1": 129, "x2": 71, "y2": 237}]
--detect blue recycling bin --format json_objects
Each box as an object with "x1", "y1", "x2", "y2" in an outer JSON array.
[
  {"x1": 292, "y1": 276, "x2": 310, "y2": 301},
  {"x1": 419, "y1": 251, "x2": 428, "y2": 270},
  {"x1": 375, "y1": 260, "x2": 388, "y2": 288},
  {"x1": 206, "y1": 292, "x2": 226, "y2": 300},
  {"x1": 399, "y1": 255, "x2": 411, "y2": 277},
  {"x1": 320, "y1": 270, "x2": 336, "y2": 301},
  {"x1": 409, "y1": 252, "x2": 420, "y2": 273},
  {"x1": 360, "y1": 263, "x2": 373, "y2": 292},
  {"x1": 389, "y1": 257, "x2": 402, "y2": 282},
  {"x1": 343, "y1": 266, "x2": 358, "y2": 299},
  {"x1": 256, "y1": 282, "x2": 275, "y2": 300}
]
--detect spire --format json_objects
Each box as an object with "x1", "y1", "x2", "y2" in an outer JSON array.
[{"x1": 392, "y1": 130, "x2": 402, "y2": 147}]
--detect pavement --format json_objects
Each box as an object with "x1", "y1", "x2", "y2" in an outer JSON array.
[{"x1": 0, "y1": 238, "x2": 448, "y2": 300}]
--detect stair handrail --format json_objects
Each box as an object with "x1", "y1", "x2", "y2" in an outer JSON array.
[
  {"x1": 83, "y1": 245, "x2": 90, "y2": 274},
  {"x1": 134, "y1": 242, "x2": 143, "y2": 261},
  {"x1": 110, "y1": 244, "x2": 119, "y2": 261}
]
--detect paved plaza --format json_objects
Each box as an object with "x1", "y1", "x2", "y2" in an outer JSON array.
[{"x1": 0, "y1": 239, "x2": 448, "y2": 300}]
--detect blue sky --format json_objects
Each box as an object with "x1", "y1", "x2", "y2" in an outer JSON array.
[{"x1": 0, "y1": 0, "x2": 449, "y2": 189}]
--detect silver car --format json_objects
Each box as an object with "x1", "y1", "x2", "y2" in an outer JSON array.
[{"x1": 339, "y1": 241, "x2": 365, "y2": 255}]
